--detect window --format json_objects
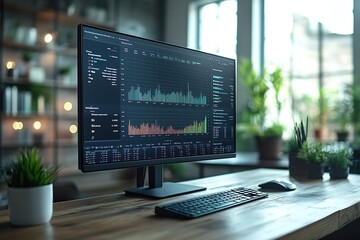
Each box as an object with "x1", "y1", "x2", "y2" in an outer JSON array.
[
  {"x1": 264, "y1": 0, "x2": 353, "y2": 140},
  {"x1": 197, "y1": 0, "x2": 237, "y2": 59}
]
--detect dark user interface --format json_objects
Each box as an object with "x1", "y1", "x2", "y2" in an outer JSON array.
[{"x1": 81, "y1": 26, "x2": 235, "y2": 166}]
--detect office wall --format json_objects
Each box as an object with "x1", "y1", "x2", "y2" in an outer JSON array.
[
  {"x1": 116, "y1": 0, "x2": 165, "y2": 41},
  {"x1": 164, "y1": 0, "x2": 191, "y2": 46}
]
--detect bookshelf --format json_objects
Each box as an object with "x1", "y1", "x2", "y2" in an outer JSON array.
[{"x1": 0, "y1": 0, "x2": 117, "y2": 172}]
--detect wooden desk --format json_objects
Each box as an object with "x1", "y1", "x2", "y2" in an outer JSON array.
[
  {"x1": 196, "y1": 152, "x2": 289, "y2": 177},
  {"x1": 1, "y1": 169, "x2": 360, "y2": 240}
]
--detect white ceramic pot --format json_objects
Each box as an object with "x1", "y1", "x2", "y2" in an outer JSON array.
[{"x1": 7, "y1": 183, "x2": 53, "y2": 226}]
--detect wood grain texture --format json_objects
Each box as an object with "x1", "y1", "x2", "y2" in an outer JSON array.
[{"x1": 1, "y1": 169, "x2": 360, "y2": 240}]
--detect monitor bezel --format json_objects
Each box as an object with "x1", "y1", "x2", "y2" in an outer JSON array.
[{"x1": 77, "y1": 24, "x2": 237, "y2": 173}]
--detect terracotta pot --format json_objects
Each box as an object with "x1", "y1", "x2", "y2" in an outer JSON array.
[{"x1": 255, "y1": 135, "x2": 282, "y2": 160}]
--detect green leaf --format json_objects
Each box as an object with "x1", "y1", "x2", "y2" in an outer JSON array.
[{"x1": 1, "y1": 148, "x2": 59, "y2": 188}]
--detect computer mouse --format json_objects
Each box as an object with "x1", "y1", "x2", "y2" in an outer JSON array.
[{"x1": 258, "y1": 179, "x2": 296, "y2": 191}]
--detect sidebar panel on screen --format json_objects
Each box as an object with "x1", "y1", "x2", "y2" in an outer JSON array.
[{"x1": 82, "y1": 31, "x2": 121, "y2": 143}]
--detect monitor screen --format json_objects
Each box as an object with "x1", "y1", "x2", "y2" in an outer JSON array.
[{"x1": 78, "y1": 24, "x2": 236, "y2": 198}]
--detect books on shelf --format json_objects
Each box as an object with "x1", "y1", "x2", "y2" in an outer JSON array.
[{"x1": 4, "y1": 86, "x2": 33, "y2": 116}]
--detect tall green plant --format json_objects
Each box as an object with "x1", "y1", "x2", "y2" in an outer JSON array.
[
  {"x1": 1, "y1": 148, "x2": 58, "y2": 188},
  {"x1": 240, "y1": 59, "x2": 268, "y2": 129},
  {"x1": 269, "y1": 68, "x2": 283, "y2": 121},
  {"x1": 293, "y1": 117, "x2": 308, "y2": 151},
  {"x1": 239, "y1": 59, "x2": 284, "y2": 136}
]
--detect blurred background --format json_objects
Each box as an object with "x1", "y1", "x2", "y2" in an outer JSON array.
[{"x1": 0, "y1": 0, "x2": 359, "y2": 202}]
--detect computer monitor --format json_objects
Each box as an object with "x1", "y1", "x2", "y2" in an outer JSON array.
[{"x1": 77, "y1": 24, "x2": 236, "y2": 198}]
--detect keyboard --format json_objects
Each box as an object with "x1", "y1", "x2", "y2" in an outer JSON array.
[{"x1": 155, "y1": 187, "x2": 268, "y2": 219}]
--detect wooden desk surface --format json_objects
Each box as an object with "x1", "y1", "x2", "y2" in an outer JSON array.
[
  {"x1": 196, "y1": 152, "x2": 288, "y2": 168},
  {"x1": 1, "y1": 169, "x2": 360, "y2": 240},
  {"x1": 196, "y1": 152, "x2": 288, "y2": 177}
]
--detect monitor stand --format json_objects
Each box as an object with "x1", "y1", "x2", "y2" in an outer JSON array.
[{"x1": 124, "y1": 165, "x2": 206, "y2": 198}]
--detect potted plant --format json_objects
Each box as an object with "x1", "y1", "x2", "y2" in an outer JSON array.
[
  {"x1": 333, "y1": 98, "x2": 351, "y2": 142},
  {"x1": 288, "y1": 117, "x2": 308, "y2": 178},
  {"x1": 298, "y1": 141, "x2": 326, "y2": 179},
  {"x1": 326, "y1": 145, "x2": 353, "y2": 179},
  {"x1": 1, "y1": 148, "x2": 58, "y2": 226},
  {"x1": 239, "y1": 59, "x2": 285, "y2": 160}
]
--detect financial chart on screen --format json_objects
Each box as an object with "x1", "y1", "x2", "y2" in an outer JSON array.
[{"x1": 79, "y1": 25, "x2": 236, "y2": 170}]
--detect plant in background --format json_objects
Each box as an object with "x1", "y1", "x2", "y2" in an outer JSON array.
[
  {"x1": 239, "y1": 59, "x2": 285, "y2": 136},
  {"x1": 2, "y1": 148, "x2": 58, "y2": 187},
  {"x1": 325, "y1": 144, "x2": 353, "y2": 179},
  {"x1": 165, "y1": 163, "x2": 185, "y2": 179},
  {"x1": 269, "y1": 68, "x2": 283, "y2": 121},
  {"x1": 312, "y1": 87, "x2": 330, "y2": 141},
  {"x1": 292, "y1": 117, "x2": 308, "y2": 152},
  {"x1": 288, "y1": 117, "x2": 309, "y2": 178},
  {"x1": 298, "y1": 141, "x2": 325, "y2": 164},
  {"x1": 298, "y1": 141, "x2": 326, "y2": 179},
  {"x1": 263, "y1": 123, "x2": 284, "y2": 137},
  {"x1": 332, "y1": 98, "x2": 352, "y2": 133},
  {"x1": 326, "y1": 146, "x2": 353, "y2": 169},
  {"x1": 239, "y1": 59, "x2": 285, "y2": 160},
  {"x1": 287, "y1": 138, "x2": 298, "y2": 153},
  {"x1": 239, "y1": 59, "x2": 268, "y2": 132}
]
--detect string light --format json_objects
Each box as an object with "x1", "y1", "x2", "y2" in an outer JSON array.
[
  {"x1": 13, "y1": 121, "x2": 24, "y2": 130},
  {"x1": 6, "y1": 61, "x2": 15, "y2": 69},
  {"x1": 64, "y1": 102, "x2": 73, "y2": 111},
  {"x1": 69, "y1": 124, "x2": 77, "y2": 134},
  {"x1": 44, "y1": 33, "x2": 53, "y2": 43},
  {"x1": 33, "y1": 121, "x2": 42, "y2": 130}
]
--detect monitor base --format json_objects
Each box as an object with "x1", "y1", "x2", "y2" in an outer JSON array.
[{"x1": 124, "y1": 182, "x2": 206, "y2": 199}]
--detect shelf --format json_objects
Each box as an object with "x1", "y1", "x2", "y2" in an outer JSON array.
[
  {"x1": 4, "y1": 0, "x2": 114, "y2": 30},
  {"x1": 37, "y1": 10, "x2": 115, "y2": 30},
  {"x1": 2, "y1": 40, "x2": 49, "y2": 52},
  {"x1": 3, "y1": 40, "x2": 77, "y2": 57},
  {"x1": 2, "y1": 140, "x2": 77, "y2": 150},
  {"x1": 2, "y1": 113, "x2": 54, "y2": 119},
  {"x1": 3, "y1": 0, "x2": 37, "y2": 15},
  {"x1": 1, "y1": 0, "x2": 116, "y2": 173},
  {"x1": 2, "y1": 77, "x2": 77, "y2": 90},
  {"x1": 1, "y1": 142, "x2": 54, "y2": 149},
  {"x1": 2, "y1": 77, "x2": 56, "y2": 88}
]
